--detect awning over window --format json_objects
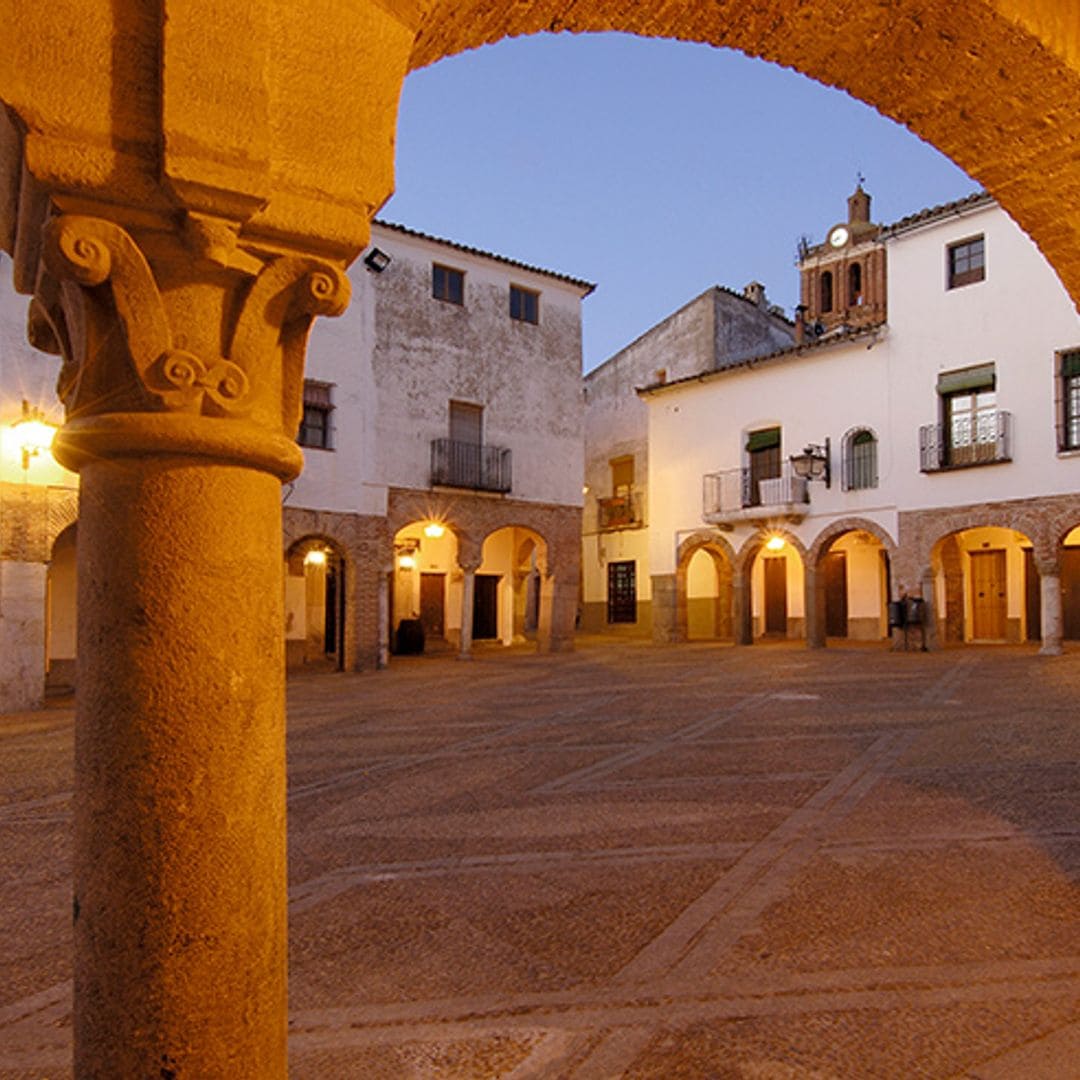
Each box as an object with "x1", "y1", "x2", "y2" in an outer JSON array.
[
  {"x1": 937, "y1": 364, "x2": 995, "y2": 395},
  {"x1": 745, "y1": 427, "x2": 781, "y2": 452},
  {"x1": 1061, "y1": 350, "x2": 1080, "y2": 378}
]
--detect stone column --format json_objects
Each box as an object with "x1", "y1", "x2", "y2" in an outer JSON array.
[
  {"x1": 650, "y1": 571, "x2": 685, "y2": 643},
  {"x1": 32, "y1": 213, "x2": 348, "y2": 1078},
  {"x1": 919, "y1": 570, "x2": 937, "y2": 650},
  {"x1": 377, "y1": 566, "x2": 391, "y2": 669},
  {"x1": 537, "y1": 571, "x2": 576, "y2": 652},
  {"x1": 458, "y1": 564, "x2": 477, "y2": 660},
  {"x1": 1037, "y1": 558, "x2": 1064, "y2": 656},
  {"x1": 804, "y1": 564, "x2": 826, "y2": 649},
  {"x1": 733, "y1": 569, "x2": 753, "y2": 645}
]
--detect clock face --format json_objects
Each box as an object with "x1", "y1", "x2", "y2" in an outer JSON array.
[{"x1": 829, "y1": 226, "x2": 849, "y2": 248}]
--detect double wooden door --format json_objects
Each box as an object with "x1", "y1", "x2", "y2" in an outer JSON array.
[{"x1": 970, "y1": 549, "x2": 1007, "y2": 640}]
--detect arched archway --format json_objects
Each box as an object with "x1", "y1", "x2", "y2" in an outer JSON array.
[
  {"x1": 807, "y1": 519, "x2": 897, "y2": 647},
  {"x1": 407, "y1": 3, "x2": 1080, "y2": 307},
  {"x1": 284, "y1": 535, "x2": 349, "y2": 670},
  {"x1": 476, "y1": 524, "x2": 552, "y2": 650},
  {"x1": 671, "y1": 530, "x2": 737, "y2": 643},
  {"x1": 390, "y1": 519, "x2": 461, "y2": 655},
  {"x1": 45, "y1": 522, "x2": 77, "y2": 693},
  {"x1": 735, "y1": 528, "x2": 808, "y2": 644}
]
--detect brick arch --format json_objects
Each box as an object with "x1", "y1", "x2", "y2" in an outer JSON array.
[
  {"x1": 914, "y1": 510, "x2": 1048, "y2": 580},
  {"x1": 478, "y1": 522, "x2": 551, "y2": 574},
  {"x1": 46, "y1": 489, "x2": 79, "y2": 550},
  {"x1": 283, "y1": 532, "x2": 350, "y2": 575},
  {"x1": 410, "y1": 1, "x2": 1080, "y2": 310},
  {"x1": 735, "y1": 527, "x2": 808, "y2": 576},
  {"x1": 808, "y1": 517, "x2": 896, "y2": 569},
  {"x1": 676, "y1": 529, "x2": 736, "y2": 573}
]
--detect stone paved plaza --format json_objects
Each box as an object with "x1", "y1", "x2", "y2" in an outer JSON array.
[{"x1": 1, "y1": 640, "x2": 1078, "y2": 1078}]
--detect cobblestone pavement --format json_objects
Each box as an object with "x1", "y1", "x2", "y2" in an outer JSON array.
[{"x1": 1, "y1": 640, "x2": 1078, "y2": 1078}]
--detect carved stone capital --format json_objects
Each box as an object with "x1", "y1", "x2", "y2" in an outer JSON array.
[{"x1": 32, "y1": 213, "x2": 349, "y2": 480}]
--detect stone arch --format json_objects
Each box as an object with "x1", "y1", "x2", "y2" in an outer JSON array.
[
  {"x1": 283, "y1": 532, "x2": 350, "y2": 671},
  {"x1": 807, "y1": 518, "x2": 897, "y2": 647},
  {"x1": 734, "y1": 528, "x2": 808, "y2": 644},
  {"x1": 409, "y1": 3, "x2": 1080, "y2": 308},
  {"x1": 670, "y1": 529, "x2": 737, "y2": 643},
  {"x1": 475, "y1": 522, "x2": 552, "y2": 647},
  {"x1": 912, "y1": 508, "x2": 1051, "y2": 582},
  {"x1": 808, "y1": 517, "x2": 896, "y2": 568}
]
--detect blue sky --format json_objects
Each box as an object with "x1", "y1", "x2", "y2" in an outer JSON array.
[{"x1": 383, "y1": 33, "x2": 981, "y2": 372}]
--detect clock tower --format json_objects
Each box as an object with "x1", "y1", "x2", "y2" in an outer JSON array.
[{"x1": 798, "y1": 184, "x2": 886, "y2": 334}]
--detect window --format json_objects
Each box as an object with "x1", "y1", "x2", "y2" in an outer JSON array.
[
  {"x1": 842, "y1": 428, "x2": 878, "y2": 490},
  {"x1": 947, "y1": 235, "x2": 985, "y2": 289},
  {"x1": 939, "y1": 365, "x2": 996, "y2": 465},
  {"x1": 848, "y1": 262, "x2": 862, "y2": 306},
  {"x1": 820, "y1": 270, "x2": 833, "y2": 313},
  {"x1": 509, "y1": 285, "x2": 539, "y2": 324},
  {"x1": 745, "y1": 427, "x2": 781, "y2": 507},
  {"x1": 1058, "y1": 348, "x2": 1080, "y2": 451},
  {"x1": 607, "y1": 561, "x2": 637, "y2": 624},
  {"x1": 297, "y1": 380, "x2": 334, "y2": 449},
  {"x1": 610, "y1": 455, "x2": 634, "y2": 495},
  {"x1": 449, "y1": 400, "x2": 483, "y2": 445},
  {"x1": 432, "y1": 263, "x2": 464, "y2": 305}
]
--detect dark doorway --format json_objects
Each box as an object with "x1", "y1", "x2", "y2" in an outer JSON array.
[
  {"x1": 763, "y1": 557, "x2": 787, "y2": 635},
  {"x1": 607, "y1": 560, "x2": 637, "y2": 623},
  {"x1": 746, "y1": 427, "x2": 781, "y2": 507},
  {"x1": 823, "y1": 551, "x2": 848, "y2": 637},
  {"x1": 1063, "y1": 547, "x2": 1080, "y2": 640},
  {"x1": 324, "y1": 559, "x2": 345, "y2": 669},
  {"x1": 473, "y1": 574, "x2": 500, "y2": 640},
  {"x1": 420, "y1": 572, "x2": 445, "y2": 639},
  {"x1": 1024, "y1": 549, "x2": 1041, "y2": 641}
]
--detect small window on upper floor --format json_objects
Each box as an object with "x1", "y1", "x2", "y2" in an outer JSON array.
[
  {"x1": 1057, "y1": 347, "x2": 1080, "y2": 452},
  {"x1": 509, "y1": 285, "x2": 540, "y2": 324},
  {"x1": 842, "y1": 428, "x2": 877, "y2": 490},
  {"x1": 947, "y1": 235, "x2": 985, "y2": 289},
  {"x1": 298, "y1": 380, "x2": 334, "y2": 450},
  {"x1": 820, "y1": 270, "x2": 833, "y2": 313},
  {"x1": 610, "y1": 455, "x2": 634, "y2": 495},
  {"x1": 433, "y1": 263, "x2": 465, "y2": 305}
]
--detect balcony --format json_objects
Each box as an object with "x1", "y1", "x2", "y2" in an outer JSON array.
[
  {"x1": 702, "y1": 463, "x2": 809, "y2": 525},
  {"x1": 597, "y1": 491, "x2": 644, "y2": 531},
  {"x1": 919, "y1": 411, "x2": 1012, "y2": 472},
  {"x1": 430, "y1": 438, "x2": 512, "y2": 493}
]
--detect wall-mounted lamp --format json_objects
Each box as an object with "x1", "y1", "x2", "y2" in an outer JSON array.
[
  {"x1": 7, "y1": 399, "x2": 58, "y2": 473},
  {"x1": 789, "y1": 438, "x2": 831, "y2": 488},
  {"x1": 363, "y1": 247, "x2": 391, "y2": 273},
  {"x1": 765, "y1": 535, "x2": 786, "y2": 552},
  {"x1": 423, "y1": 521, "x2": 445, "y2": 539},
  {"x1": 303, "y1": 549, "x2": 328, "y2": 567},
  {"x1": 395, "y1": 536, "x2": 420, "y2": 569}
]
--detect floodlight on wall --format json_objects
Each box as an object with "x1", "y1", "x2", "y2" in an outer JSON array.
[
  {"x1": 303, "y1": 549, "x2": 327, "y2": 567},
  {"x1": 363, "y1": 247, "x2": 391, "y2": 273},
  {"x1": 789, "y1": 438, "x2": 831, "y2": 488},
  {"x1": 765, "y1": 536, "x2": 786, "y2": 552},
  {"x1": 5, "y1": 399, "x2": 58, "y2": 474},
  {"x1": 423, "y1": 521, "x2": 446, "y2": 539}
]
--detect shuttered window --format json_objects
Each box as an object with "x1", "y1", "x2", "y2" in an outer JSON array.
[{"x1": 298, "y1": 380, "x2": 334, "y2": 450}]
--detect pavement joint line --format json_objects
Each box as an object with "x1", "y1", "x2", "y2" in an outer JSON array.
[
  {"x1": 566, "y1": 1022, "x2": 656, "y2": 1079},
  {"x1": 917, "y1": 655, "x2": 978, "y2": 705},
  {"x1": 281, "y1": 967, "x2": 1080, "y2": 1047},
  {"x1": 613, "y1": 731, "x2": 914, "y2": 984},
  {"x1": 530, "y1": 691, "x2": 774, "y2": 796},
  {"x1": 288, "y1": 692, "x2": 626, "y2": 800}
]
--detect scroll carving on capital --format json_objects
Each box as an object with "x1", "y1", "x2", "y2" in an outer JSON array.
[{"x1": 34, "y1": 213, "x2": 349, "y2": 439}]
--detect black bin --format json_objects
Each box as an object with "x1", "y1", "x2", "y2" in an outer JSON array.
[
  {"x1": 904, "y1": 597, "x2": 925, "y2": 625},
  {"x1": 887, "y1": 600, "x2": 907, "y2": 629},
  {"x1": 394, "y1": 618, "x2": 425, "y2": 655}
]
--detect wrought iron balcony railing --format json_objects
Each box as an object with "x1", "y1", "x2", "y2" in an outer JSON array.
[
  {"x1": 702, "y1": 463, "x2": 809, "y2": 523},
  {"x1": 597, "y1": 491, "x2": 644, "y2": 530},
  {"x1": 430, "y1": 438, "x2": 512, "y2": 493},
  {"x1": 919, "y1": 411, "x2": 1012, "y2": 472}
]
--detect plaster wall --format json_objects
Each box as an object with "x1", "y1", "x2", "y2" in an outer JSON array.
[{"x1": 884, "y1": 203, "x2": 1080, "y2": 510}]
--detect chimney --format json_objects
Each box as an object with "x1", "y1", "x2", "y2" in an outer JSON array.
[
  {"x1": 653, "y1": 368, "x2": 667, "y2": 384},
  {"x1": 848, "y1": 185, "x2": 871, "y2": 225},
  {"x1": 743, "y1": 281, "x2": 766, "y2": 308},
  {"x1": 794, "y1": 304, "x2": 807, "y2": 345}
]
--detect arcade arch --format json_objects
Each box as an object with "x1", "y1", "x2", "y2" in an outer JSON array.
[
  {"x1": 284, "y1": 536, "x2": 348, "y2": 670},
  {"x1": 390, "y1": 520, "x2": 460, "y2": 654},
  {"x1": 674, "y1": 531, "x2": 736, "y2": 643},
  {"x1": 1059, "y1": 525, "x2": 1080, "y2": 643},
  {"x1": 736, "y1": 529, "x2": 808, "y2": 644},
  {"x1": 45, "y1": 522, "x2": 77, "y2": 693}
]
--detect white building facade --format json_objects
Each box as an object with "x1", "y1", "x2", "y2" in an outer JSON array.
[
  {"x1": 0, "y1": 223, "x2": 592, "y2": 709},
  {"x1": 598, "y1": 191, "x2": 1080, "y2": 652}
]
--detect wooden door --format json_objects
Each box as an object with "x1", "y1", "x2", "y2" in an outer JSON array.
[
  {"x1": 970, "y1": 549, "x2": 1007, "y2": 640},
  {"x1": 823, "y1": 551, "x2": 848, "y2": 637},
  {"x1": 763, "y1": 557, "x2": 787, "y2": 635},
  {"x1": 1063, "y1": 547, "x2": 1080, "y2": 640},
  {"x1": 1024, "y1": 549, "x2": 1041, "y2": 642},
  {"x1": 473, "y1": 574, "x2": 499, "y2": 640},
  {"x1": 420, "y1": 572, "x2": 445, "y2": 639}
]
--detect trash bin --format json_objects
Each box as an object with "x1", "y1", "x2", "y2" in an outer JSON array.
[
  {"x1": 904, "y1": 597, "x2": 925, "y2": 625},
  {"x1": 394, "y1": 618, "x2": 425, "y2": 655},
  {"x1": 887, "y1": 600, "x2": 907, "y2": 629}
]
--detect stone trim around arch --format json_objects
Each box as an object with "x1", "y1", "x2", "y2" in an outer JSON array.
[
  {"x1": 407, "y1": 2, "x2": 1080, "y2": 311},
  {"x1": 734, "y1": 527, "x2": 809, "y2": 577},
  {"x1": 807, "y1": 516, "x2": 897, "y2": 569}
]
